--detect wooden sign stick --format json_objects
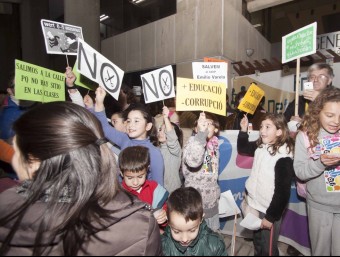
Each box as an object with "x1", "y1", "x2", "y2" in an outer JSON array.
[{"x1": 295, "y1": 58, "x2": 301, "y2": 116}]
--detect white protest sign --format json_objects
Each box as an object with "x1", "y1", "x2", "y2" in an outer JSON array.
[
  {"x1": 41, "y1": 19, "x2": 84, "y2": 55},
  {"x1": 192, "y1": 62, "x2": 228, "y2": 88},
  {"x1": 141, "y1": 65, "x2": 175, "y2": 104},
  {"x1": 77, "y1": 39, "x2": 124, "y2": 100}
]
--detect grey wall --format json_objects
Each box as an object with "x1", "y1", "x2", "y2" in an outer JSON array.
[{"x1": 101, "y1": 0, "x2": 271, "y2": 76}]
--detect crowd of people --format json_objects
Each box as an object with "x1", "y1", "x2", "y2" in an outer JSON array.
[{"x1": 0, "y1": 62, "x2": 339, "y2": 256}]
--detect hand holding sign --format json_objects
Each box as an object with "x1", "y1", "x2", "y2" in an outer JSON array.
[
  {"x1": 94, "y1": 86, "x2": 106, "y2": 112},
  {"x1": 197, "y1": 113, "x2": 208, "y2": 133},
  {"x1": 240, "y1": 114, "x2": 249, "y2": 132},
  {"x1": 65, "y1": 67, "x2": 77, "y2": 88}
]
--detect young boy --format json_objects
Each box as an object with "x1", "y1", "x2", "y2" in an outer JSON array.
[
  {"x1": 162, "y1": 187, "x2": 227, "y2": 256},
  {"x1": 119, "y1": 146, "x2": 168, "y2": 226}
]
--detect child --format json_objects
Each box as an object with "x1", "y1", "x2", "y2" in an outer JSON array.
[
  {"x1": 119, "y1": 146, "x2": 168, "y2": 227},
  {"x1": 158, "y1": 106, "x2": 183, "y2": 194},
  {"x1": 294, "y1": 87, "x2": 340, "y2": 256},
  {"x1": 161, "y1": 187, "x2": 227, "y2": 256},
  {"x1": 237, "y1": 113, "x2": 294, "y2": 256},
  {"x1": 93, "y1": 87, "x2": 164, "y2": 186},
  {"x1": 111, "y1": 112, "x2": 126, "y2": 133},
  {"x1": 182, "y1": 112, "x2": 221, "y2": 231}
]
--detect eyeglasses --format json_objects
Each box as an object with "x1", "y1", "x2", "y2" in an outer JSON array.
[{"x1": 308, "y1": 74, "x2": 329, "y2": 81}]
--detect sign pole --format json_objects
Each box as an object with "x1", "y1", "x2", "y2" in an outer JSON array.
[{"x1": 295, "y1": 58, "x2": 301, "y2": 116}]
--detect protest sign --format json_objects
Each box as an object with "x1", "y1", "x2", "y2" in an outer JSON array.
[
  {"x1": 176, "y1": 77, "x2": 226, "y2": 116},
  {"x1": 77, "y1": 39, "x2": 124, "y2": 100},
  {"x1": 141, "y1": 65, "x2": 175, "y2": 104},
  {"x1": 41, "y1": 19, "x2": 84, "y2": 56},
  {"x1": 282, "y1": 22, "x2": 317, "y2": 64},
  {"x1": 192, "y1": 62, "x2": 228, "y2": 88},
  {"x1": 282, "y1": 22, "x2": 317, "y2": 115},
  {"x1": 237, "y1": 83, "x2": 264, "y2": 115},
  {"x1": 15, "y1": 59, "x2": 65, "y2": 103},
  {"x1": 73, "y1": 61, "x2": 97, "y2": 91}
]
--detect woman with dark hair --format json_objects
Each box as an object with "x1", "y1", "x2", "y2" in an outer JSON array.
[{"x1": 0, "y1": 102, "x2": 162, "y2": 256}]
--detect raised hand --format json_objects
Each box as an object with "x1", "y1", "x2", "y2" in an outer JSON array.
[
  {"x1": 65, "y1": 67, "x2": 76, "y2": 88},
  {"x1": 240, "y1": 114, "x2": 249, "y2": 132},
  {"x1": 94, "y1": 86, "x2": 107, "y2": 112}
]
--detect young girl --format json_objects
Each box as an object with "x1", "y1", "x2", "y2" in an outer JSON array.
[
  {"x1": 237, "y1": 113, "x2": 294, "y2": 256},
  {"x1": 294, "y1": 87, "x2": 340, "y2": 256},
  {"x1": 182, "y1": 112, "x2": 221, "y2": 231},
  {"x1": 93, "y1": 87, "x2": 164, "y2": 186},
  {"x1": 158, "y1": 106, "x2": 183, "y2": 194}
]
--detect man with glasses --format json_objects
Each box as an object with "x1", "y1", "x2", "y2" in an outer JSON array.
[{"x1": 284, "y1": 63, "x2": 334, "y2": 126}]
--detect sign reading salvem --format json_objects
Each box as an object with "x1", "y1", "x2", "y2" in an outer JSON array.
[
  {"x1": 192, "y1": 62, "x2": 228, "y2": 88},
  {"x1": 237, "y1": 83, "x2": 264, "y2": 115},
  {"x1": 41, "y1": 19, "x2": 84, "y2": 55},
  {"x1": 15, "y1": 59, "x2": 65, "y2": 103},
  {"x1": 141, "y1": 65, "x2": 175, "y2": 104},
  {"x1": 176, "y1": 77, "x2": 226, "y2": 116},
  {"x1": 282, "y1": 22, "x2": 317, "y2": 63},
  {"x1": 77, "y1": 39, "x2": 124, "y2": 100}
]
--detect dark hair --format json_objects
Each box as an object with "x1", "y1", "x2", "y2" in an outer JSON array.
[
  {"x1": 172, "y1": 122, "x2": 183, "y2": 148},
  {"x1": 194, "y1": 112, "x2": 220, "y2": 136},
  {"x1": 65, "y1": 32, "x2": 77, "y2": 40},
  {"x1": 167, "y1": 187, "x2": 203, "y2": 223},
  {"x1": 125, "y1": 105, "x2": 159, "y2": 146},
  {"x1": 119, "y1": 146, "x2": 150, "y2": 173},
  {"x1": 121, "y1": 84, "x2": 137, "y2": 105},
  {"x1": 257, "y1": 113, "x2": 294, "y2": 155},
  {"x1": 0, "y1": 102, "x2": 119, "y2": 256}
]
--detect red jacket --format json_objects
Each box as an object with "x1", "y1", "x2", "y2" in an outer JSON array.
[{"x1": 122, "y1": 180, "x2": 168, "y2": 211}]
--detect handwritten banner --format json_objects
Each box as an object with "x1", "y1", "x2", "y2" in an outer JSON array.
[
  {"x1": 141, "y1": 65, "x2": 175, "y2": 104},
  {"x1": 237, "y1": 83, "x2": 264, "y2": 115},
  {"x1": 176, "y1": 77, "x2": 226, "y2": 116},
  {"x1": 15, "y1": 59, "x2": 65, "y2": 103},
  {"x1": 282, "y1": 22, "x2": 317, "y2": 63},
  {"x1": 41, "y1": 19, "x2": 84, "y2": 55},
  {"x1": 77, "y1": 39, "x2": 124, "y2": 100}
]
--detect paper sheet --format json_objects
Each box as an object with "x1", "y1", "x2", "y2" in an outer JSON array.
[
  {"x1": 218, "y1": 190, "x2": 241, "y2": 218},
  {"x1": 240, "y1": 213, "x2": 262, "y2": 230}
]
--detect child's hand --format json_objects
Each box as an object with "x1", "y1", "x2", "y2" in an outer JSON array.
[
  {"x1": 154, "y1": 209, "x2": 167, "y2": 225},
  {"x1": 163, "y1": 106, "x2": 170, "y2": 119},
  {"x1": 65, "y1": 66, "x2": 76, "y2": 87},
  {"x1": 240, "y1": 114, "x2": 249, "y2": 132},
  {"x1": 320, "y1": 154, "x2": 340, "y2": 167},
  {"x1": 260, "y1": 218, "x2": 273, "y2": 230},
  {"x1": 197, "y1": 112, "x2": 208, "y2": 132},
  {"x1": 84, "y1": 95, "x2": 94, "y2": 109},
  {"x1": 94, "y1": 86, "x2": 106, "y2": 112}
]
